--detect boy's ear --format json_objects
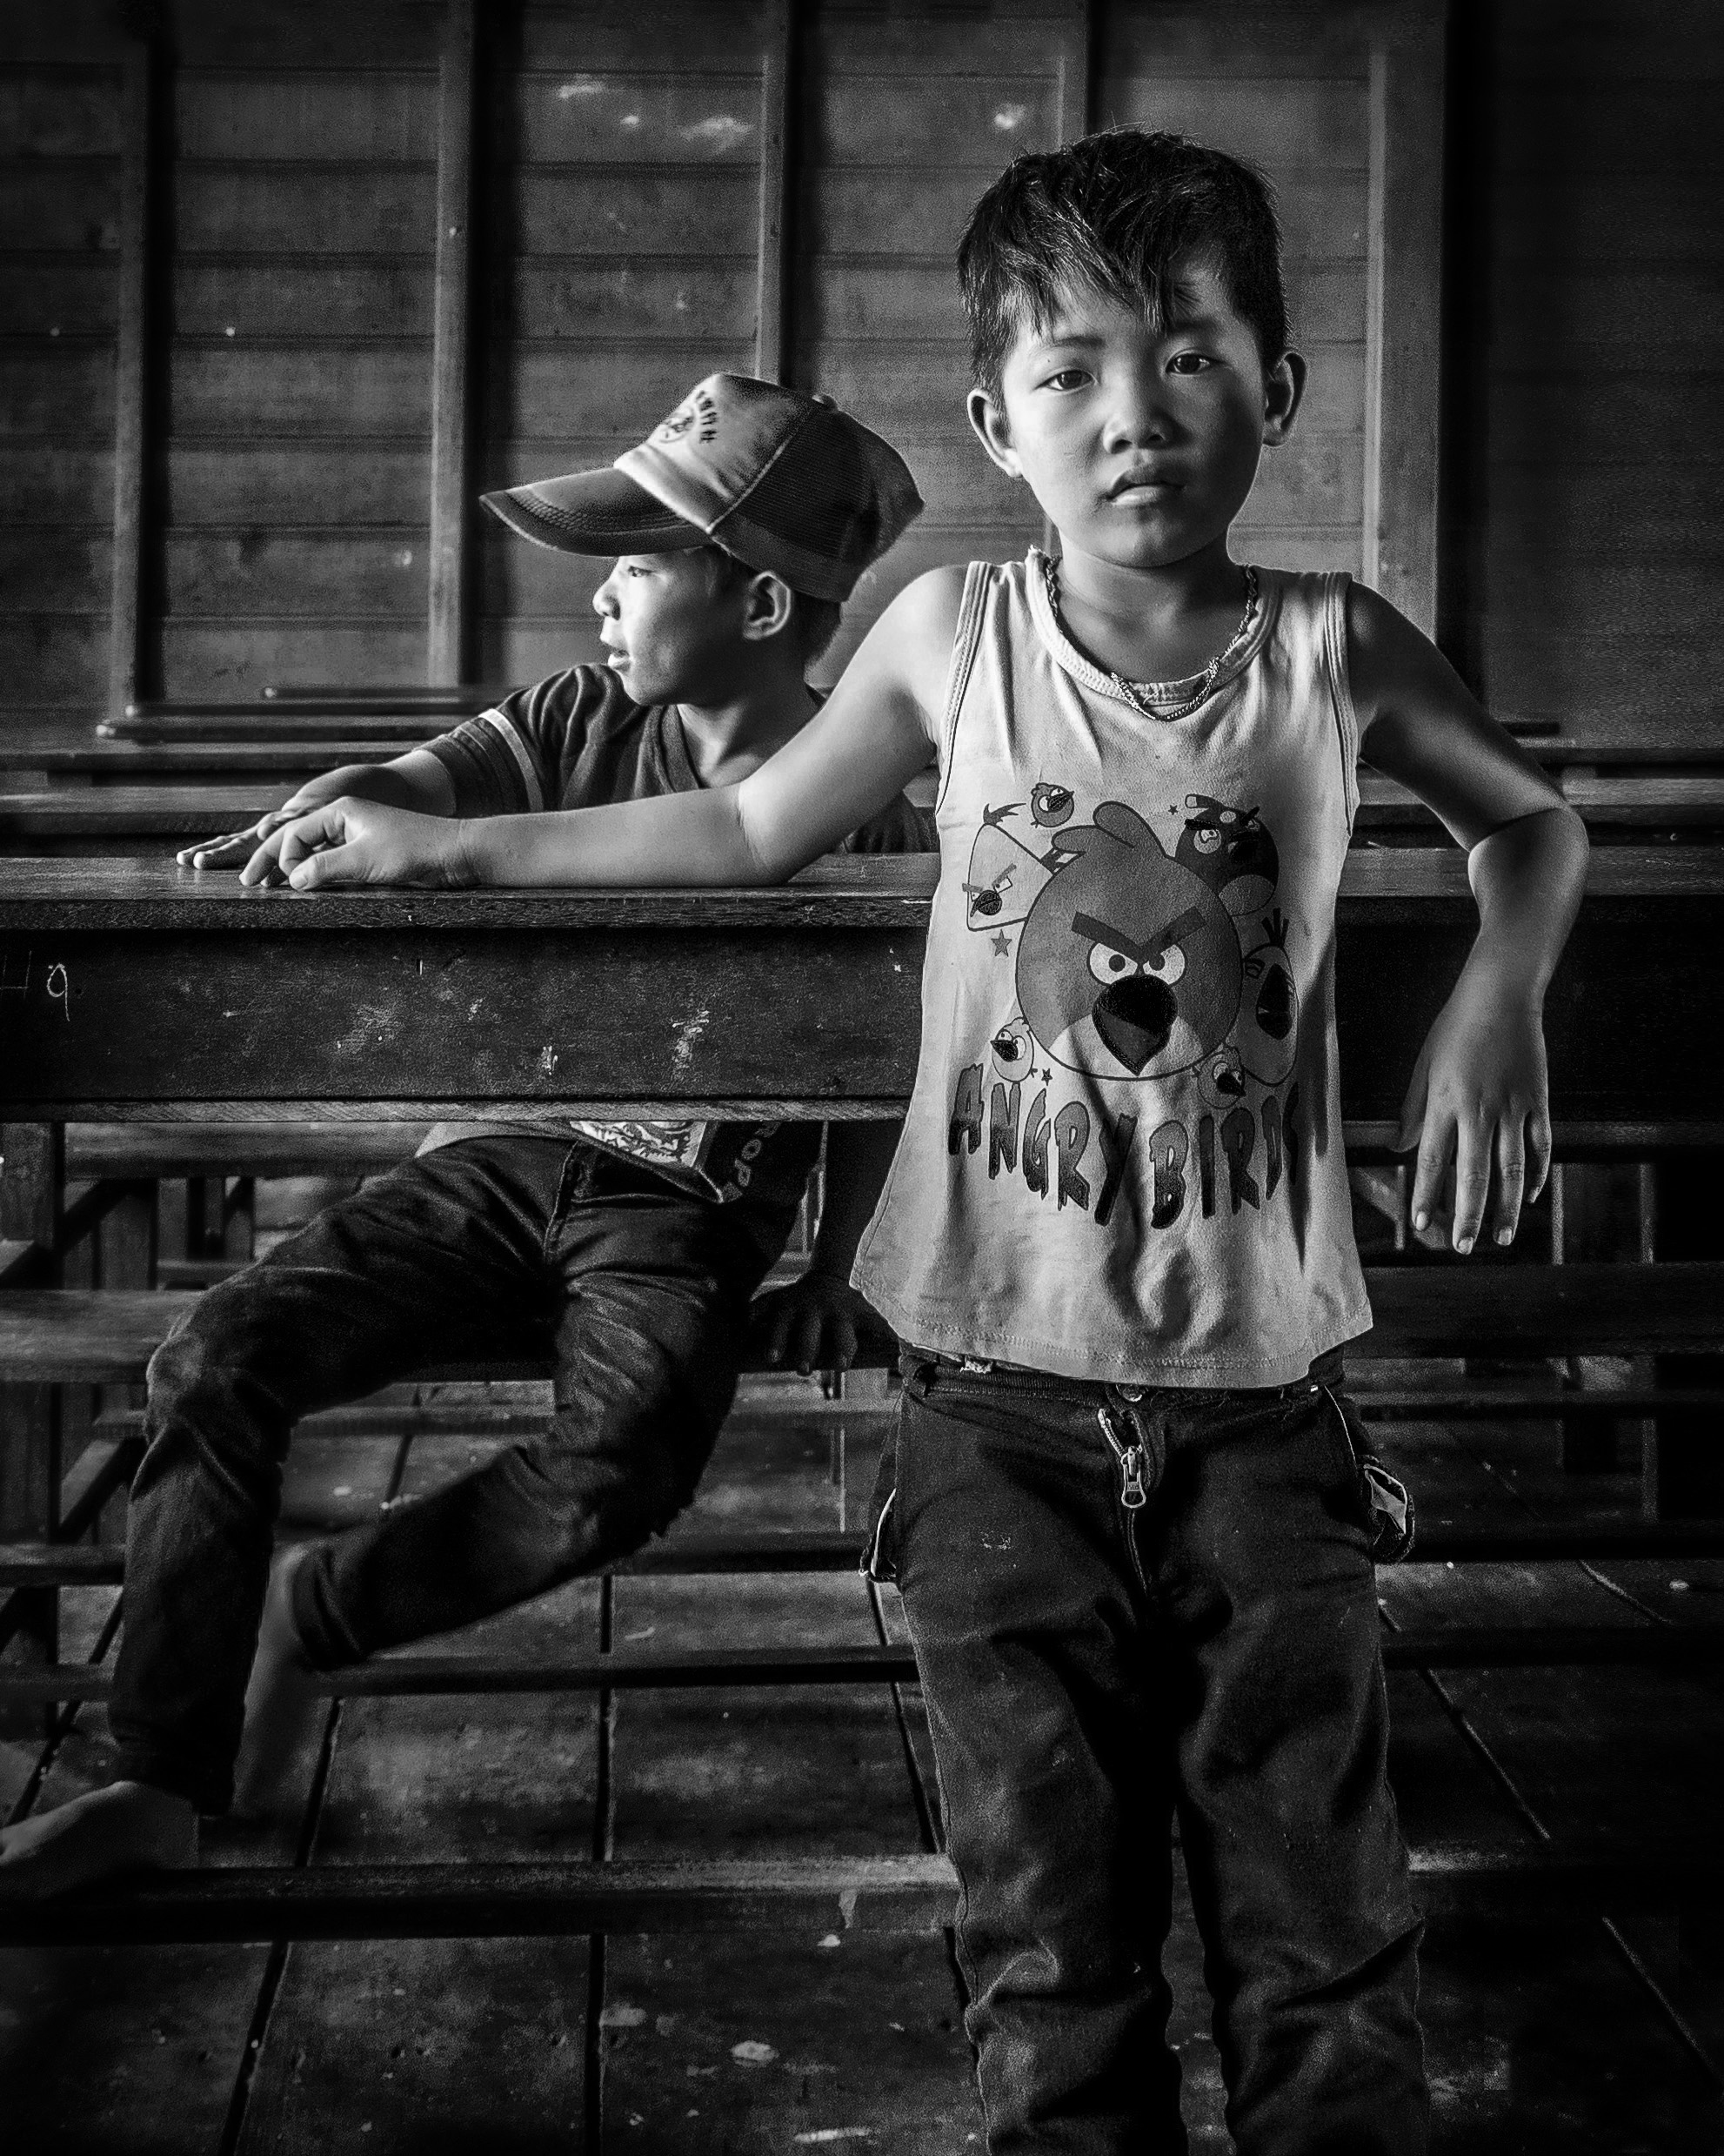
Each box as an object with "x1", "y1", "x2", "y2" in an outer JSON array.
[
  {"x1": 967, "y1": 387, "x2": 1024, "y2": 479},
  {"x1": 739, "y1": 569, "x2": 797, "y2": 642},
  {"x1": 1262, "y1": 350, "x2": 1306, "y2": 445}
]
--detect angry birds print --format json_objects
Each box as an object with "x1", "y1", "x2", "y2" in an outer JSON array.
[
  {"x1": 964, "y1": 805, "x2": 1053, "y2": 927},
  {"x1": 1176, "y1": 793, "x2": 1279, "y2": 915},
  {"x1": 1234, "y1": 913, "x2": 1299, "y2": 1084},
  {"x1": 1015, "y1": 801, "x2": 1243, "y2": 1081}
]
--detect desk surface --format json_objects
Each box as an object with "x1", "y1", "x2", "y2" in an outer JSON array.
[
  {"x1": 0, "y1": 850, "x2": 1717, "y2": 1128},
  {"x1": 0, "y1": 847, "x2": 1720, "y2": 927}
]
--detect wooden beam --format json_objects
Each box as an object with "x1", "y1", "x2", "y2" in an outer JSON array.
[
  {"x1": 106, "y1": 29, "x2": 154, "y2": 721},
  {"x1": 1044, "y1": 0, "x2": 1092, "y2": 554},
  {"x1": 754, "y1": 0, "x2": 793, "y2": 383},
  {"x1": 15, "y1": 1512, "x2": 1724, "y2": 1597},
  {"x1": 11, "y1": 1614, "x2": 1724, "y2": 1712},
  {"x1": 4, "y1": 1846, "x2": 1723, "y2": 1950},
  {"x1": 1051, "y1": 0, "x2": 1092, "y2": 146},
  {"x1": 1364, "y1": 0, "x2": 1447, "y2": 632},
  {"x1": 428, "y1": 0, "x2": 477, "y2": 682}
]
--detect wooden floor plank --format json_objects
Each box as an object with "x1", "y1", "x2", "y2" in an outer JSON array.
[
  {"x1": 598, "y1": 1930, "x2": 982, "y2": 2151},
  {"x1": 1420, "y1": 1913, "x2": 1724, "y2": 2150},
  {"x1": 237, "y1": 1431, "x2": 602, "y2": 2152},
  {"x1": 598, "y1": 1383, "x2": 978, "y2": 2143}
]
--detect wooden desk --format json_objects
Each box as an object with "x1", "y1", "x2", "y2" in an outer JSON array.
[
  {"x1": 0, "y1": 731, "x2": 415, "y2": 788},
  {"x1": 0, "y1": 788, "x2": 271, "y2": 855},
  {"x1": 101, "y1": 710, "x2": 439, "y2": 745},
  {"x1": 0, "y1": 850, "x2": 1719, "y2": 1135}
]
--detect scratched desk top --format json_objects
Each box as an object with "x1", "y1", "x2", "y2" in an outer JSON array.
[{"x1": 0, "y1": 848, "x2": 1718, "y2": 936}]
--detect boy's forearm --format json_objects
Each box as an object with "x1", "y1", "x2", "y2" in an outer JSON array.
[
  {"x1": 1464, "y1": 804, "x2": 1589, "y2": 1001},
  {"x1": 346, "y1": 750, "x2": 457, "y2": 817},
  {"x1": 453, "y1": 786, "x2": 764, "y2": 887},
  {"x1": 810, "y1": 1121, "x2": 902, "y2": 1276}
]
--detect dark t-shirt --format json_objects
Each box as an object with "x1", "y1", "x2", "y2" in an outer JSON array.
[{"x1": 418, "y1": 666, "x2": 933, "y2": 1219}]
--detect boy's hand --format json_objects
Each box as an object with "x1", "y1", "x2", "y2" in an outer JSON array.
[
  {"x1": 264, "y1": 798, "x2": 471, "y2": 892},
  {"x1": 750, "y1": 1269, "x2": 883, "y2": 1375},
  {"x1": 177, "y1": 769, "x2": 363, "y2": 876},
  {"x1": 1395, "y1": 968, "x2": 1552, "y2": 1254}
]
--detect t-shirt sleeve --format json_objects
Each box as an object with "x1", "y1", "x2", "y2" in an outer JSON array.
[
  {"x1": 420, "y1": 668, "x2": 618, "y2": 816},
  {"x1": 840, "y1": 788, "x2": 939, "y2": 855}
]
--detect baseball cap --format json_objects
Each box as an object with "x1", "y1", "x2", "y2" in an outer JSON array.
[{"x1": 479, "y1": 374, "x2": 924, "y2": 604}]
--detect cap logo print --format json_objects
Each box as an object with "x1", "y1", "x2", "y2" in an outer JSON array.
[{"x1": 654, "y1": 387, "x2": 718, "y2": 446}]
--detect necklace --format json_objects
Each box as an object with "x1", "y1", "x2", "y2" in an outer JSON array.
[{"x1": 1041, "y1": 554, "x2": 1260, "y2": 722}]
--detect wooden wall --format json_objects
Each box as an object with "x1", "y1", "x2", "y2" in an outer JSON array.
[
  {"x1": 0, "y1": 37, "x2": 127, "y2": 729},
  {"x1": 0, "y1": 0, "x2": 1717, "y2": 761},
  {"x1": 1446, "y1": 0, "x2": 1723, "y2": 762}
]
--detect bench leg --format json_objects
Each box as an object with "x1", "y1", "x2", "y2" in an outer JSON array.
[
  {"x1": 0, "y1": 1123, "x2": 65, "y2": 1738},
  {"x1": 1553, "y1": 1163, "x2": 1656, "y2": 1476},
  {"x1": 0, "y1": 1383, "x2": 61, "y2": 1740}
]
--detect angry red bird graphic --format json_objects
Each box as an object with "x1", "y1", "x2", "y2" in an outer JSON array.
[{"x1": 1016, "y1": 801, "x2": 1243, "y2": 1081}]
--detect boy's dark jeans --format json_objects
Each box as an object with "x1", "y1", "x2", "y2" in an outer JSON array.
[
  {"x1": 870, "y1": 1352, "x2": 1427, "y2": 2156},
  {"x1": 111, "y1": 1135, "x2": 778, "y2": 1814}
]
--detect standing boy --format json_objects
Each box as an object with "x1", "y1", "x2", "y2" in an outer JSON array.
[
  {"x1": 0, "y1": 377, "x2": 926, "y2": 1897},
  {"x1": 106, "y1": 136, "x2": 1589, "y2": 2155}
]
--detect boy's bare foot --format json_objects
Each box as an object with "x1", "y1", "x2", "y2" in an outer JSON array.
[
  {"x1": 231, "y1": 1544, "x2": 326, "y2": 1818},
  {"x1": 0, "y1": 1782, "x2": 197, "y2": 1899}
]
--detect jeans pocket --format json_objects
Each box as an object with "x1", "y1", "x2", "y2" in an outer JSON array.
[
  {"x1": 1323, "y1": 1384, "x2": 1416, "y2": 1563},
  {"x1": 860, "y1": 1417, "x2": 902, "y2": 1584}
]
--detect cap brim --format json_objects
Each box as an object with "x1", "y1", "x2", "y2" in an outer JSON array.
[{"x1": 480, "y1": 466, "x2": 708, "y2": 556}]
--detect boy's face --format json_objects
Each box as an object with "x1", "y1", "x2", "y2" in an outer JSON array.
[
  {"x1": 968, "y1": 261, "x2": 1303, "y2": 577},
  {"x1": 591, "y1": 551, "x2": 753, "y2": 705}
]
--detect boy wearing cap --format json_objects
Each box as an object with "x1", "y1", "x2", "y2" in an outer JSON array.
[{"x1": 0, "y1": 378, "x2": 926, "y2": 1896}]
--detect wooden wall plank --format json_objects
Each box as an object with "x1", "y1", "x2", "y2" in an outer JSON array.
[
  {"x1": 173, "y1": 164, "x2": 438, "y2": 255},
  {"x1": 0, "y1": 163, "x2": 121, "y2": 251},
  {"x1": 0, "y1": 531, "x2": 115, "y2": 613},
  {"x1": 167, "y1": 0, "x2": 443, "y2": 70},
  {"x1": 506, "y1": 260, "x2": 758, "y2": 340},
  {"x1": 107, "y1": 33, "x2": 153, "y2": 720},
  {"x1": 508, "y1": 70, "x2": 766, "y2": 164},
  {"x1": 0, "y1": 261, "x2": 118, "y2": 336},
  {"x1": 1366, "y1": 3, "x2": 1445, "y2": 632},
  {"x1": 753, "y1": 0, "x2": 792, "y2": 382},
  {"x1": 429, "y1": 0, "x2": 476, "y2": 683},
  {"x1": 167, "y1": 345, "x2": 431, "y2": 437},
  {"x1": 151, "y1": 624, "x2": 435, "y2": 697},
  {"x1": 0, "y1": 70, "x2": 124, "y2": 155},
  {"x1": 170, "y1": 260, "x2": 434, "y2": 340},
  {"x1": 0, "y1": 619, "x2": 111, "y2": 706},
  {"x1": 483, "y1": 343, "x2": 755, "y2": 439},
  {"x1": 518, "y1": 0, "x2": 768, "y2": 70},
  {"x1": 500, "y1": 165, "x2": 758, "y2": 255},
  {"x1": 1096, "y1": 75, "x2": 1371, "y2": 167},
  {"x1": 804, "y1": 72, "x2": 1059, "y2": 164},
  {"x1": 164, "y1": 445, "x2": 429, "y2": 526},
  {"x1": 162, "y1": 533, "x2": 431, "y2": 619},
  {"x1": 173, "y1": 70, "x2": 439, "y2": 161},
  {"x1": 0, "y1": 348, "x2": 114, "y2": 437},
  {"x1": 800, "y1": 163, "x2": 1368, "y2": 258},
  {"x1": 0, "y1": 447, "x2": 115, "y2": 523}
]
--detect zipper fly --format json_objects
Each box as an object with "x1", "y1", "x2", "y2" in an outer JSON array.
[
  {"x1": 1097, "y1": 1403, "x2": 1149, "y2": 1510},
  {"x1": 1097, "y1": 1402, "x2": 1152, "y2": 1598}
]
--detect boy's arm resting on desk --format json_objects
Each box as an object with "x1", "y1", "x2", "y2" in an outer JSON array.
[
  {"x1": 179, "y1": 750, "x2": 457, "y2": 876},
  {"x1": 752, "y1": 1122, "x2": 903, "y2": 1375},
  {"x1": 1348, "y1": 583, "x2": 1590, "y2": 1254},
  {"x1": 272, "y1": 570, "x2": 966, "y2": 891}
]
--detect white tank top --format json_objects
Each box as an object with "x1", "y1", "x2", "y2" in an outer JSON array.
[{"x1": 852, "y1": 551, "x2": 1372, "y2": 1388}]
